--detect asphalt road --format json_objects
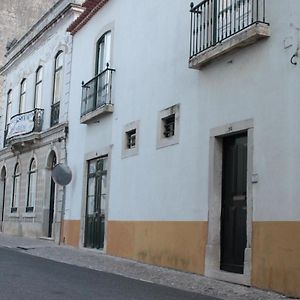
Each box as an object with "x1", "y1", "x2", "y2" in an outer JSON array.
[{"x1": 0, "y1": 247, "x2": 219, "y2": 300}]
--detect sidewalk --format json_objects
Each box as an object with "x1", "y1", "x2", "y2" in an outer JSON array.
[{"x1": 0, "y1": 233, "x2": 293, "y2": 300}]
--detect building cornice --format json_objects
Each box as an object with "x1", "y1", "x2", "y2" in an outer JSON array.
[{"x1": 67, "y1": 0, "x2": 109, "y2": 35}]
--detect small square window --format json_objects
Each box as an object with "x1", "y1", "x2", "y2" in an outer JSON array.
[
  {"x1": 157, "y1": 104, "x2": 180, "y2": 149},
  {"x1": 122, "y1": 120, "x2": 140, "y2": 158},
  {"x1": 126, "y1": 129, "x2": 136, "y2": 149}
]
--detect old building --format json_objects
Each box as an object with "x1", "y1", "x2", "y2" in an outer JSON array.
[
  {"x1": 0, "y1": 0, "x2": 83, "y2": 242},
  {"x1": 63, "y1": 0, "x2": 300, "y2": 298},
  {"x1": 0, "y1": 0, "x2": 59, "y2": 100},
  {"x1": 1, "y1": 0, "x2": 300, "y2": 298}
]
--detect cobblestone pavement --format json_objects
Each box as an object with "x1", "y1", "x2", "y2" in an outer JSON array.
[{"x1": 0, "y1": 233, "x2": 295, "y2": 300}]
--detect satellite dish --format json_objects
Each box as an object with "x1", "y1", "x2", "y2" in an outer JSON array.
[{"x1": 51, "y1": 163, "x2": 72, "y2": 186}]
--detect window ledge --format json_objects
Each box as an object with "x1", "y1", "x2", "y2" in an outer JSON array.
[
  {"x1": 22, "y1": 212, "x2": 36, "y2": 218},
  {"x1": 9, "y1": 212, "x2": 19, "y2": 218},
  {"x1": 189, "y1": 22, "x2": 270, "y2": 70},
  {"x1": 80, "y1": 104, "x2": 114, "y2": 124}
]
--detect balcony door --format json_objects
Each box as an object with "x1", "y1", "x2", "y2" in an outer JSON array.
[
  {"x1": 216, "y1": 0, "x2": 252, "y2": 42},
  {"x1": 95, "y1": 31, "x2": 111, "y2": 108},
  {"x1": 84, "y1": 157, "x2": 107, "y2": 249}
]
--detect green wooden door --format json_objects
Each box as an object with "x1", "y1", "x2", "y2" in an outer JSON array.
[
  {"x1": 85, "y1": 157, "x2": 107, "y2": 249},
  {"x1": 221, "y1": 133, "x2": 247, "y2": 274}
]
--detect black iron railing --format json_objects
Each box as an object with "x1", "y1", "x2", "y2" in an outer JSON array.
[
  {"x1": 50, "y1": 102, "x2": 60, "y2": 127},
  {"x1": 5, "y1": 108, "x2": 44, "y2": 142},
  {"x1": 190, "y1": 0, "x2": 268, "y2": 58},
  {"x1": 81, "y1": 65, "x2": 115, "y2": 117}
]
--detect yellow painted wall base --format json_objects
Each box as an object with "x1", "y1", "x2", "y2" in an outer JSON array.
[
  {"x1": 107, "y1": 221, "x2": 208, "y2": 274},
  {"x1": 252, "y1": 221, "x2": 300, "y2": 298},
  {"x1": 61, "y1": 220, "x2": 80, "y2": 247}
]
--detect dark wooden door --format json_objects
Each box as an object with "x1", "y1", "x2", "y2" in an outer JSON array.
[
  {"x1": 1, "y1": 173, "x2": 6, "y2": 231},
  {"x1": 221, "y1": 133, "x2": 247, "y2": 274},
  {"x1": 48, "y1": 155, "x2": 56, "y2": 238},
  {"x1": 85, "y1": 157, "x2": 107, "y2": 249}
]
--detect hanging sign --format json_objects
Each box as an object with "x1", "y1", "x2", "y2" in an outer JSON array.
[{"x1": 7, "y1": 111, "x2": 35, "y2": 139}]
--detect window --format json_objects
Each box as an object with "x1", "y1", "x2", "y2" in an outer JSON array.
[
  {"x1": 96, "y1": 31, "x2": 111, "y2": 74},
  {"x1": 122, "y1": 121, "x2": 140, "y2": 158},
  {"x1": 95, "y1": 31, "x2": 112, "y2": 108},
  {"x1": 51, "y1": 51, "x2": 63, "y2": 126},
  {"x1": 157, "y1": 104, "x2": 180, "y2": 149},
  {"x1": 34, "y1": 66, "x2": 43, "y2": 108},
  {"x1": 4, "y1": 90, "x2": 12, "y2": 146},
  {"x1": 162, "y1": 114, "x2": 175, "y2": 138},
  {"x1": 53, "y1": 52, "x2": 63, "y2": 104},
  {"x1": 19, "y1": 79, "x2": 26, "y2": 113},
  {"x1": 126, "y1": 129, "x2": 136, "y2": 149},
  {"x1": 11, "y1": 163, "x2": 20, "y2": 213},
  {"x1": 26, "y1": 159, "x2": 37, "y2": 212},
  {"x1": 80, "y1": 31, "x2": 115, "y2": 121},
  {"x1": 5, "y1": 90, "x2": 12, "y2": 126}
]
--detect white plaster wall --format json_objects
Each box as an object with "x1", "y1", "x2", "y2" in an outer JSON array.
[{"x1": 67, "y1": 0, "x2": 300, "y2": 223}]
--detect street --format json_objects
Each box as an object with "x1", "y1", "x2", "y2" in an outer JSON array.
[{"x1": 0, "y1": 247, "x2": 218, "y2": 300}]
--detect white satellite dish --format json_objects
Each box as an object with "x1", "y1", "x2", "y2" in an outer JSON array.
[{"x1": 51, "y1": 163, "x2": 72, "y2": 186}]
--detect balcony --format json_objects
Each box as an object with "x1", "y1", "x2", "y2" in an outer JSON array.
[
  {"x1": 80, "y1": 65, "x2": 115, "y2": 124},
  {"x1": 5, "y1": 108, "x2": 44, "y2": 150},
  {"x1": 189, "y1": 0, "x2": 270, "y2": 69}
]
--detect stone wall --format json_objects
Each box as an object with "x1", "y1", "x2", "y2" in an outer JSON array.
[{"x1": 0, "y1": 0, "x2": 59, "y2": 67}]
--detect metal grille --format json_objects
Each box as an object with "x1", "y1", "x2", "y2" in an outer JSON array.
[
  {"x1": 81, "y1": 65, "x2": 115, "y2": 117},
  {"x1": 163, "y1": 114, "x2": 175, "y2": 138},
  {"x1": 126, "y1": 129, "x2": 136, "y2": 149},
  {"x1": 189, "y1": 0, "x2": 268, "y2": 58},
  {"x1": 50, "y1": 102, "x2": 60, "y2": 127}
]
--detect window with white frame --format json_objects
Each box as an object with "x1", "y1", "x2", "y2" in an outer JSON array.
[
  {"x1": 34, "y1": 66, "x2": 43, "y2": 108},
  {"x1": 96, "y1": 31, "x2": 111, "y2": 74},
  {"x1": 53, "y1": 52, "x2": 63, "y2": 104},
  {"x1": 11, "y1": 163, "x2": 20, "y2": 213},
  {"x1": 157, "y1": 104, "x2": 180, "y2": 149},
  {"x1": 19, "y1": 79, "x2": 26, "y2": 113},
  {"x1": 26, "y1": 158, "x2": 37, "y2": 212},
  {"x1": 5, "y1": 90, "x2": 12, "y2": 126},
  {"x1": 51, "y1": 51, "x2": 63, "y2": 126}
]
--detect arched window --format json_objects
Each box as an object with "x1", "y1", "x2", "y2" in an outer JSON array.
[
  {"x1": 51, "y1": 51, "x2": 63, "y2": 126},
  {"x1": 11, "y1": 163, "x2": 20, "y2": 213},
  {"x1": 34, "y1": 66, "x2": 43, "y2": 108},
  {"x1": 19, "y1": 79, "x2": 26, "y2": 113},
  {"x1": 96, "y1": 31, "x2": 111, "y2": 75},
  {"x1": 53, "y1": 51, "x2": 63, "y2": 104},
  {"x1": 26, "y1": 159, "x2": 37, "y2": 212}
]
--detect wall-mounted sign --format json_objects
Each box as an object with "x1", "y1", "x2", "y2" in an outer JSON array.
[{"x1": 7, "y1": 110, "x2": 35, "y2": 139}]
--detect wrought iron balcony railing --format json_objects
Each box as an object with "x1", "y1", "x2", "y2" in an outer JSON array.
[
  {"x1": 50, "y1": 102, "x2": 60, "y2": 127},
  {"x1": 190, "y1": 0, "x2": 268, "y2": 58},
  {"x1": 81, "y1": 65, "x2": 115, "y2": 117},
  {"x1": 5, "y1": 108, "x2": 44, "y2": 143}
]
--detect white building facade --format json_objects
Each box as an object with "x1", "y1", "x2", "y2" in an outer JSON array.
[
  {"x1": 1, "y1": 0, "x2": 299, "y2": 298},
  {"x1": 63, "y1": 0, "x2": 300, "y2": 298},
  {"x1": 0, "y1": 0, "x2": 83, "y2": 242}
]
